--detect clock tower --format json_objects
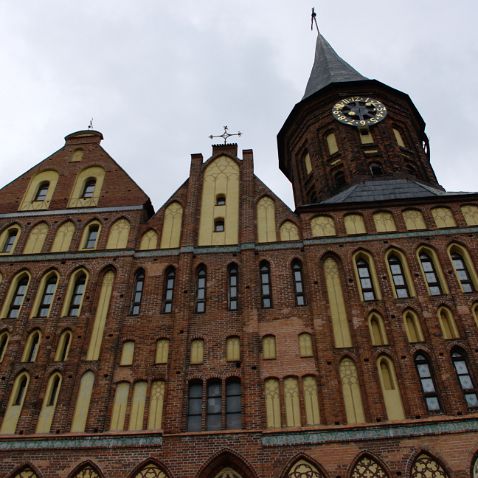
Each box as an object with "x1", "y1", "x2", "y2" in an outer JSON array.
[{"x1": 278, "y1": 33, "x2": 442, "y2": 207}]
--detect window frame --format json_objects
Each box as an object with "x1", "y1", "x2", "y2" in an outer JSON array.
[
  {"x1": 355, "y1": 257, "x2": 376, "y2": 301},
  {"x1": 452, "y1": 349, "x2": 478, "y2": 409},
  {"x1": 130, "y1": 269, "x2": 145, "y2": 316},
  {"x1": 162, "y1": 267, "x2": 175, "y2": 313},
  {"x1": 228, "y1": 263, "x2": 238, "y2": 311},
  {"x1": 418, "y1": 250, "x2": 445, "y2": 296},
  {"x1": 34, "y1": 181, "x2": 50, "y2": 202},
  {"x1": 414, "y1": 353, "x2": 441, "y2": 413},
  {"x1": 260, "y1": 261, "x2": 272, "y2": 308},
  {"x1": 195, "y1": 266, "x2": 207, "y2": 313},
  {"x1": 7, "y1": 275, "x2": 29, "y2": 319},
  {"x1": 387, "y1": 254, "x2": 410, "y2": 298},
  {"x1": 292, "y1": 260, "x2": 306, "y2": 306}
]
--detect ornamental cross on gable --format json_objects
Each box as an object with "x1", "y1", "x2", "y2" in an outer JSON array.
[{"x1": 209, "y1": 126, "x2": 242, "y2": 145}]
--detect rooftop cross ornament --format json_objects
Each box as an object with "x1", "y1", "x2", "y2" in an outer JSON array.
[
  {"x1": 88, "y1": 118, "x2": 94, "y2": 130},
  {"x1": 209, "y1": 126, "x2": 242, "y2": 144},
  {"x1": 311, "y1": 7, "x2": 319, "y2": 34}
]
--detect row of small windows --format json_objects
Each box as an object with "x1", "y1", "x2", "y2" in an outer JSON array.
[
  {"x1": 0, "y1": 217, "x2": 131, "y2": 255},
  {"x1": 310, "y1": 205, "x2": 478, "y2": 239},
  {"x1": 263, "y1": 348, "x2": 477, "y2": 429},
  {"x1": 0, "y1": 270, "x2": 89, "y2": 319},
  {"x1": 6, "y1": 452, "x2": 466, "y2": 478}
]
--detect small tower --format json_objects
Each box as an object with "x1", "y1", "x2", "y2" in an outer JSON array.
[{"x1": 278, "y1": 33, "x2": 441, "y2": 208}]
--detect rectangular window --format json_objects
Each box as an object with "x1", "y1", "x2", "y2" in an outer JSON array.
[{"x1": 187, "y1": 382, "x2": 203, "y2": 431}]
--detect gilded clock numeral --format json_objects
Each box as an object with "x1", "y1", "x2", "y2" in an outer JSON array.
[{"x1": 332, "y1": 96, "x2": 387, "y2": 128}]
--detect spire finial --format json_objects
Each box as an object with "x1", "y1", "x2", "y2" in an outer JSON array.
[
  {"x1": 88, "y1": 118, "x2": 94, "y2": 130},
  {"x1": 311, "y1": 7, "x2": 319, "y2": 34},
  {"x1": 209, "y1": 126, "x2": 242, "y2": 145}
]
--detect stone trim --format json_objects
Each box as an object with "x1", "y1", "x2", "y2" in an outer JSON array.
[
  {"x1": 0, "y1": 250, "x2": 135, "y2": 263},
  {"x1": 0, "y1": 205, "x2": 144, "y2": 219},
  {"x1": 0, "y1": 433, "x2": 163, "y2": 451},
  {"x1": 262, "y1": 418, "x2": 478, "y2": 446}
]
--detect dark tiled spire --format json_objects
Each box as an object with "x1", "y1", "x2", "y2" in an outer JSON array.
[{"x1": 303, "y1": 33, "x2": 368, "y2": 99}]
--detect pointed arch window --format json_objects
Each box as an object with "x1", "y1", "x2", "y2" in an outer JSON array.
[
  {"x1": 162, "y1": 266, "x2": 175, "y2": 313},
  {"x1": 356, "y1": 258, "x2": 376, "y2": 301},
  {"x1": 82, "y1": 178, "x2": 96, "y2": 199},
  {"x1": 410, "y1": 454, "x2": 448, "y2": 478},
  {"x1": 68, "y1": 272, "x2": 87, "y2": 317},
  {"x1": 36, "y1": 274, "x2": 58, "y2": 317},
  {"x1": 228, "y1": 263, "x2": 238, "y2": 311},
  {"x1": 452, "y1": 349, "x2": 478, "y2": 408},
  {"x1": 262, "y1": 335, "x2": 276, "y2": 359},
  {"x1": 2, "y1": 228, "x2": 19, "y2": 253},
  {"x1": 415, "y1": 353, "x2": 441, "y2": 412},
  {"x1": 22, "y1": 330, "x2": 41, "y2": 362},
  {"x1": 451, "y1": 252, "x2": 475, "y2": 293},
  {"x1": 187, "y1": 381, "x2": 203, "y2": 431},
  {"x1": 292, "y1": 260, "x2": 305, "y2": 306},
  {"x1": 8, "y1": 275, "x2": 29, "y2": 319},
  {"x1": 130, "y1": 269, "x2": 144, "y2": 315},
  {"x1": 419, "y1": 252, "x2": 443, "y2": 295},
  {"x1": 72, "y1": 465, "x2": 101, "y2": 478},
  {"x1": 55, "y1": 330, "x2": 72, "y2": 361},
  {"x1": 387, "y1": 254, "x2": 410, "y2": 298},
  {"x1": 260, "y1": 261, "x2": 272, "y2": 308},
  {"x1": 14, "y1": 373, "x2": 29, "y2": 405},
  {"x1": 195, "y1": 266, "x2": 206, "y2": 313},
  {"x1": 34, "y1": 181, "x2": 50, "y2": 201}
]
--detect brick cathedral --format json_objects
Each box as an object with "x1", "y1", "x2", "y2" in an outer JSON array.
[{"x1": 0, "y1": 31, "x2": 477, "y2": 478}]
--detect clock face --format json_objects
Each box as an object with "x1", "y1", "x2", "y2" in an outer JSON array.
[{"x1": 332, "y1": 97, "x2": 387, "y2": 127}]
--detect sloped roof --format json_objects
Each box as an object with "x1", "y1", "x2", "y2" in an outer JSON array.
[
  {"x1": 320, "y1": 179, "x2": 473, "y2": 205},
  {"x1": 303, "y1": 33, "x2": 368, "y2": 100}
]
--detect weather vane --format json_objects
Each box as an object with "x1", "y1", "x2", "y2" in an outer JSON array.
[
  {"x1": 311, "y1": 7, "x2": 319, "y2": 34},
  {"x1": 88, "y1": 118, "x2": 94, "y2": 130},
  {"x1": 209, "y1": 126, "x2": 242, "y2": 145}
]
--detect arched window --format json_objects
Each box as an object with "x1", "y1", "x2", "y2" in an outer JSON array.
[
  {"x1": 1, "y1": 227, "x2": 19, "y2": 253},
  {"x1": 140, "y1": 229, "x2": 158, "y2": 250},
  {"x1": 34, "y1": 181, "x2": 50, "y2": 201},
  {"x1": 148, "y1": 380, "x2": 166, "y2": 430},
  {"x1": 387, "y1": 254, "x2": 410, "y2": 298},
  {"x1": 403, "y1": 209, "x2": 426, "y2": 230},
  {"x1": 351, "y1": 456, "x2": 388, "y2": 478},
  {"x1": 54, "y1": 330, "x2": 72, "y2": 361},
  {"x1": 368, "y1": 313, "x2": 388, "y2": 346},
  {"x1": 7, "y1": 275, "x2": 29, "y2": 318},
  {"x1": 195, "y1": 266, "x2": 207, "y2": 313},
  {"x1": 0, "y1": 372, "x2": 30, "y2": 434},
  {"x1": 110, "y1": 382, "x2": 130, "y2": 431},
  {"x1": 326, "y1": 132, "x2": 339, "y2": 155},
  {"x1": 414, "y1": 353, "x2": 441, "y2": 412},
  {"x1": 339, "y1": 358, "x2": 365, "y2": 424},
  {"x1": 393, "y1": 127, "x2": 406, "y2": 147},
  {"x1": 264, "y1": 378, "x2": 281, "y2": 428},
  {"x1": 461, "y1": 205, "x2": 478, "y2": 226},
  {"x1": 130, "y1": 269, "x2": 145, "y2": 315},
  {"x1": 432, "y1": 207, "x2": 456, "y2": 228},
  {"x1": 226, "y1": 379, "x2": 241, "y2": 429},
  {"x1": 299, "y1": 332, "x2": 313, "y2": 357},
  {"x1": 83, "y1": 223, "x2": 100, "y2": 249},
  {"x1": 410, "y1": 453, "x2": 448, "y2": 478},
  {"x1": 82, "y1": 178, "x2": 96, "y2": 199},
  {"x1": 356, "y1": 258, "x2": 376, "y2": 301},
  {"x1": 23, "y1": 222, "x2": 49, "y2": 254},
  {"x1": 284, "y1": 376, "x2": 301, "y2": 427},
  {"x1": 162, "y1": 266, "x2": 175, "y2": 313},
  {"x1": 438, "y1": 307, "x2": 459, "y2": 339},
  {"x1": 128, "y1": 381, "x2": 147, "y2": 430},
  {"x1": 226, "y1": 336, "x2": 240, "y2": 362},
  {"x1": 214, "y1": 218, "x2": 225, "y2": 232},
  {"x1": 134, "y1": 464, "x2": 168, "y2": 478},
  {"x1": 262, "y1": 335, "x2": 276, "y2": 359},
  {"x1": 120, "y1": 341, "x2": 135, "y2": 366},
  {"x1": 72, "y1": 465, "x2": 101, "y2": 478},
  {"x1": 228, "y1": 263, "x2": 238, "y2": 311},
  {"x1": 377, "y1": 356, "x2": 405, "y2": 420},
  {"x1": 36, "y1": 372, "x2": 62, "y2": 433},
  {"x1": 451, "y1": 349, "x2": 478, "y2": 408},
  {"x1": 187, "y1": 381, "x2": 203, "y2": 431},
  {"x1": 450, "y1": 251, "x2": 475, "y2": 293},
  {"x1": 207, "y1": 379, "x2": 222, "y2": 430},
  {"x1": 0, "y1": 331, "x2": 9, "y2": 362},
  {"x1": 106, "y1": 218, "x2": 130, "y2": 249},
  {"x1": 303, "y1": 376, "x2": 320, "y2": 425},
  {"x1": 35, "y1": 273, "x2": 58, "y2": 317},
  {"x1": 216, "y1": 194, "x2": 226, "y2": 206},
  {"x1": 292, "y1": 260, "x2": 305, "y2": 306},
  {"x1": 190, "y1": 339, "x2": 204, "y2": 364},
  {"x1": 419, "y1": 251, "x2": 443, "y2": 295},
  {"x1": 303, "y1": 152, "x2": 312, "y2": 175},
  {"x1": 286, "y1": 460, "x2": 323, "y2": 478},
  {"x1": 66, "y1": 271, "x2": 87, "y2": 317},
  {"x1": 71, "y1": 370, "x2": 95, "y2": 432},
  {"x1": 373, "y1": 211, "x2": 396, "y2": 232},
  {"x1": 311, "y1": 215, "x2": 336, "y2": 237},
  {"x1": 12, "y1": 466, "x2": 40, "y2": 478},
  {"x1": 51, "y1": 221, "x2": 75, "y2": 252},
  {"x1": 334, "y1": 170, "x2": 346, "y2": 189},
  {"x1": 155, "y1": 339, "x2": 169, "y2": 364},
  {"x1": 344, "y1": 214, "x2": 366, "y2": 235},
  {"x1": 22, "y1": 330, "x2": 41, "y2": 362},
  {"x1": 403, "y1": 310, "x2": 424, "y2": 343},
  {"x1": 260, "y1": 261, "x2": 272, "y2": 308}
]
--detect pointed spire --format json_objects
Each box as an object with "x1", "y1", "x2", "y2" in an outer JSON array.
[{"x1": 303, "y1": 34, "x2": 368, "y2": 99}]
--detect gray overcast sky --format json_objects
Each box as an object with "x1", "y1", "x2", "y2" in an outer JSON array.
[{"x1": 0, "y1": 1, "x2": 476, "y2": 211}]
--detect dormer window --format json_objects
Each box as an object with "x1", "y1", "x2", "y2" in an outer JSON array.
[
  {"x1": 34, "y1": 182, "x2": 49, "y2": 201},
  {"x1": 216, "y1": 195, "x2": 226, "y2": 206},
  {"x1": 214, "y1": 219, "x2": 225, "y2": 232},
  {"x1": 82, "y1": 178, "x2": 96, "y2": 199}
]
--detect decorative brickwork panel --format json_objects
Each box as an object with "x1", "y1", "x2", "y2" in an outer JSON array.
[
  {"x1": 351, "y1": 456, "x2": 387, "y2": 478},
  {"x1": 287, "y1": 459, "x2": 323, "y2": 478},
  {"x1": 411, "y1": 454, "x2": 448, "y2": 478},
  {"x1": 134, "y1": 464, "x2": 166, "y2": 478}
]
